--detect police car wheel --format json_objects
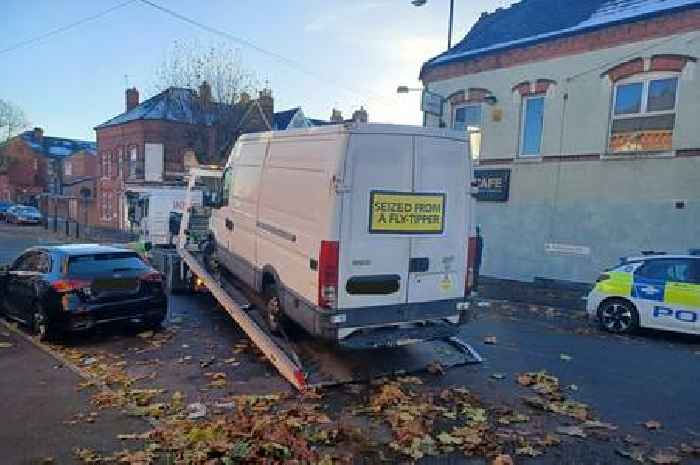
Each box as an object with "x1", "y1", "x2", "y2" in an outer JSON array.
[{"x1": 598, "y1": 299, "x2": 638, "y2": 334}]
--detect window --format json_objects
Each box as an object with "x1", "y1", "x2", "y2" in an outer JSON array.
[
  {"x1": 12, "y1": 252, "x2": 42, "y2": 272},
  {"x1": 453, "y1": 104, "x2": 482, "y2": 161},
  {"x1": 520, "y1": 96, "x2": 544, "y2": 157},
  {"x1": 101, "y1": 152, "x2": 109, "y2": 178},
  {"x1": 128, "y1": 146, "x2": 143, "y2": 179},
  {"x1": 610, "y1": 75, "x2": 678, "y2": 153},
  {"x1": 637, "y1": 259, "x2": 692, "y2": 283},
  {"x1": 64, "y1": 160, "x2": 72, "y2": 176},
  {"x1": 221, "y1": 167, "x2": 234, "y2": 207}
]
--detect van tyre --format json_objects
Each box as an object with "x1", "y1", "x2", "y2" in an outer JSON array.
[
  {"x1": 33, "y1": 305, "x2": 58, "y2": 342},
  {"x1": 264, "y1": 283, "x2": 289, "y2": 336},
  {"x1": 597, "y1": 299, "x2": 639, "y2": 334}
]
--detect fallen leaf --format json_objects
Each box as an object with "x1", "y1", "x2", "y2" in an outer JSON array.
[
  {"x1": 0, "y1": 342, "x2": 13, "y2": 349},
  {"x1": 437, "y1": 432, "x2": 463, "y2": 446},
  {"x1": 649, "y1": 449, "x2": 681, "y2": 464},
  {"x1": 186, "y1": 402, "x2": 207, "y2": 420},
  {"x1": 556, "y1": 426, "x2": 587, "y2": 438},
  {"x1": 583, "y1": 420, "x2": 618, "y2": 431},
  {"x1": 559, "y1": 353, "x2": 573, "y2": 362},
  {"x1": 568, "y1": 384, "x2": 579, "y2": 391},
  {"x1": 617, "y1": 448, "x2": 646, "y2": 462},
  {"x1": 477, "y1": 301, "x2": 491, "y2": 308},
  {"x1": 491, "y1": 454, "x2": 514, "y2": 465},
  {"x1": 137, "y1": 330, "x2": 154, "y2": 339},
  {"x1": 491, "y1": 373, "x2": 506, "y2": 380},
  {"x1": 644, "y1": 420, "x2": 663, "y2": 430},
  {"x1": 426, "y1": 361, "x2": 445, "y2": 375},
  {"x1": 516, "y1": 445, "x2": 542, "y2": 457},
  {"x1": 483, "y1": 336, "x2": 497, "y2": 345}
]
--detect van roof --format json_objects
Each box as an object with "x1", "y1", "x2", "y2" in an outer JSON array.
[{"x1": 237, "y1": 123, "x2": 468, "y2": 143}]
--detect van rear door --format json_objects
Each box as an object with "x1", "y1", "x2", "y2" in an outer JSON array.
[
  {"x1": 408, "y1": 136, "x2": 467, "y2": 303},
  {"x1": 338, "y1": 134, "x2": 412, "y2": 308}
]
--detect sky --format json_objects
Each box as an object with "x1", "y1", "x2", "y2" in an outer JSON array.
[{"x1": 0, "y1": 0, "x2": 516, "y2": 141}]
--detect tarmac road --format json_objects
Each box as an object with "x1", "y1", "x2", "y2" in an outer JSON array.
[{"x1": 1, "y1": 223, "x2": 699, "y2": 464}]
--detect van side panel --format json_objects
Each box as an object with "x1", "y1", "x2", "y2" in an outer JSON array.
[
  {"x1": 215, "y1": 141, "x2": 266, "y2": 288},
  {"x1": 256, "y1": 136, "x2": 344, "y2": 305}
]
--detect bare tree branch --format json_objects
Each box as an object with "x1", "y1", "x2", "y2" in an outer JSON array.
[
  {"x1": 151, "y1": 40, "x2": 258, "y2": 104},
  {"x1": 0, "y1": 99, "x2": 29, "y2": 141}
]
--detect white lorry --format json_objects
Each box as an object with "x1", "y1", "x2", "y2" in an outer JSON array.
[
  {"x1": 128, "y1": 187, "x2": 203, "y2": 246},
  {"x1": 206, "y1": 123, "x2": 473, "y2": 348}
]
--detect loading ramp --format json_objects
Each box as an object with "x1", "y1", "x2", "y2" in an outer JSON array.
[{"x1": 179, "y1": 248, "x2": 481, "y2": 391}]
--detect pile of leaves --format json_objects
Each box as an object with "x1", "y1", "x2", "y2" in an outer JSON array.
[
  {"x1": 361, "y1": 377, "x2": 500, "y2": 460},
  {"x1": 516, "y1": 371, "x2": 591, "y2": 421}
]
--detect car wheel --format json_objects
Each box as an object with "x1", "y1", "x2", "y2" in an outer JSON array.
[
  {"x1": 32, "y1": 305, "x2": 58, "y2": 342},
  {"x1": 597, "y1": 299, "x2": 639, "y2": 334}
]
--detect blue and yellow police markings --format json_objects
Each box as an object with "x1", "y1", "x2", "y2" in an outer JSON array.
[{"x1": 630, "y1": 275, "x2": 700, "y2": 324}]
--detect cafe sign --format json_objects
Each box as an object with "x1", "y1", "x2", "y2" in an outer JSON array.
[{"x1": 474, "y1": 169, "x2": 510, "y2": 202}]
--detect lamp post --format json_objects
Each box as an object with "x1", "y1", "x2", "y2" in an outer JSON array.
[{"x1": 411, "y1": 0, "x2": 455, "y2": 50}]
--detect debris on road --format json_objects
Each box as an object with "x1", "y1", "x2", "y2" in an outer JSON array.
[
  {"x1": 492, "y1": 454, "x2": 514, "y2": 465},
  {"x1": 186, "y1": 402, "x2": 207, "y2": 420},
  {"x1": 0, "y1": 341, "x2": 13, "y2": 348},
  {"x1": 648, "y1": 448, "x2": 681, "y2": 464},
  {"x1": 644, "y1": 420, "x2": 663, "y2": 430},
  {"x1": 491, "y1": 373, "x2": 506, "y2": 380},
  {"x1": 484, "y1": 336, "x2": 497, "y2": 345},
  {"x1": 477, "y1": 301, "x2": 492, "y2": 308},
  {"x1": 556, "y1": 425, "x2": 587, "y2": 438},
  {"x1": 559, "y1": 353, "x2": 573, "y2": 362}
]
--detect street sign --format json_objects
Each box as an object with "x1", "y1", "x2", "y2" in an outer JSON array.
[
  {"x1": 474, "y1": 169, "x2": 510, "y2": 202},
  {"x1": 422, "y1": 90, "x2": 443, "y2": 117}
]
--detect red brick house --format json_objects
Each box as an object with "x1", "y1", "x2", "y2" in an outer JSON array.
[{"x1": 94, "y1": 83, "x2": 275, "y2": 229}]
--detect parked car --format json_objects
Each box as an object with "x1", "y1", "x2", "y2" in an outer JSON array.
[
  {"x1": 0, "y1": 244, "x2": 167, "y2": 341},
  {"x1": 587, "y1": 252, "x2": 700, "y2": 335},
  {"x1": 0, "y1": 201, "x2": 14, "y2": 221},
  {"x1": 6, "y1": 205, "x2": 42, "y2": 224}
]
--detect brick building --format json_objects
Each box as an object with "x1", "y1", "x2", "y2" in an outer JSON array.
[
  {"x1": 94, "y1": 83, "x2": 277, "y2": 230},
  {"x1": 419, "y1": 0, "x2": 700, "y2": 295}
]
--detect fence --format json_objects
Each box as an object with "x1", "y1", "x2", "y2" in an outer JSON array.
[{"x1": 38, "y1": 194, "x2": 137, "y2": 244}]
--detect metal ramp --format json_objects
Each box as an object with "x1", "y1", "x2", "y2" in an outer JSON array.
[{"x1": 180, "y1": 249, "x2": 481, "y2": 391}]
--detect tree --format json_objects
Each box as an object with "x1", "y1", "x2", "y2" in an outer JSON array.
[
  {"x1": 0, "y1": 99, "x2": 29, "y2": 141},
  {"x1": 152, "y1": 40, "x2": 258, "y2": 104}
]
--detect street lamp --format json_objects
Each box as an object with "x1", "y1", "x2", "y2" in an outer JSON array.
[{"x1": 412, "y1": 0, "x2": 455, "y2": 50}]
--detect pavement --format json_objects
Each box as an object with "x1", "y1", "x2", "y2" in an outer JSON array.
[{"x1": 1, "y1": 222, "x2": 699, "y2": 464}]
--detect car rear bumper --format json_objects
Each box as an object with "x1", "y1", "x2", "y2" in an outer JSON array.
[{"x1": 58, "y1": 296, "x2": 167, "y2": 331}]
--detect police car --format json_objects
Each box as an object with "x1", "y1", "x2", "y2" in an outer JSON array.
[{"x1": 587, "y1": 251, "x2": 700, "y2": 335}]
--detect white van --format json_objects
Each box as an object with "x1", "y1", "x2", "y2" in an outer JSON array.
[
  {"x1": 128, "y1": 187, "x2": 202, "y2": 246},
  {"x1": 210, "y1": 123, "x2": 473, "y2": 348}
]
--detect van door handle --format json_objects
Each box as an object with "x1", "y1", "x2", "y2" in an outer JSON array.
[{"x1": 225, "y1": 218, "x2": 234, "y2": 230}]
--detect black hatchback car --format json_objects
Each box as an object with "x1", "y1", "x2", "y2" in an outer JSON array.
[{"x1": 0, "y1": 244, "x2": 167, "y2": 341}]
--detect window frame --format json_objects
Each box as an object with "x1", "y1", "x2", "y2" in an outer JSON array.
[
  {"x1": 608, "y1": 72, "x2": 680, "y2": 154},
  {"x1": 452, "y1": 103, "x2": 484, "y2": 162},
  {"x1": 612, "y1": 73, "x2": 679, "y2": 120},
  {"x1": 519, "y1": 95, "x2": 545, "y2": 158}
]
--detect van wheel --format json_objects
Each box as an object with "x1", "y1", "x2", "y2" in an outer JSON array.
[
  {"x1": 264, "y1": 284, "x2": 285, "y2": 336},
  {"x1": 597, "y1": 299, "x2": 639, "y2": 334},
  {"x1": 32, "y1": 305, "x2": 58, "y2": 342}
]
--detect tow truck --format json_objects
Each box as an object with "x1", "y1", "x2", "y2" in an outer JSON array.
[{"x1": 175, "y1": 167, "x2": 482, "y2": 391}]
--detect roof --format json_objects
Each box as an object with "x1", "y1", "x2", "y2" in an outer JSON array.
[
  {"x1": 273, "y1": 107, "x2": 301, "y2": 130},
  {"x1": 19, "y1": 131, "x2": 96, "y2": 159},
  {"x1": 95, "y1": 87, "x2": 249, "y2": 130},
  {"x1": 308, "y1": 118, "x2": 338, "y2": 127},
  {"x1": 423, "y1": 0, "x2": 700, "y2": 72}
]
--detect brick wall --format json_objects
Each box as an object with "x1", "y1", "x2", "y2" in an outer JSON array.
[{"x1": 0, "y1": 138, "x2": 48, "y2": 203}]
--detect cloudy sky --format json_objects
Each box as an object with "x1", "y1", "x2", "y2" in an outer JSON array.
[{"x1": 1, "y1": 0, "x2": 515, "y2": 140}]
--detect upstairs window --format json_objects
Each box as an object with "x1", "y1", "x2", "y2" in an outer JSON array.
[
  {"x1": 520, "y1": 96, "x2": 544, "y2": 157},
  {"x1": 610, "y1": 74, "x2": 678, "y2": 153},
  {"x1": 453, "y1": 104, "x2": 482, "y2": 161}
]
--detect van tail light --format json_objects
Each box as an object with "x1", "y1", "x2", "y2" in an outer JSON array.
[
  {"x1": 140, "y1": 271, "x2": 163, "y2": 283},
  {"x1": 51, "y1": 278, "x2": 93, "y2": 293},
  {"x1": 318, "y1": 240, "x2": 339, "y2": 309}
]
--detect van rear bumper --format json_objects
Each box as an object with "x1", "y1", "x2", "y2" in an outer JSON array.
[{"x1": 304, "y1": 298, "x2": 469, "y2": 346}]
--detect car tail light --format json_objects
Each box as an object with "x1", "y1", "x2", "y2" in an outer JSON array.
[
  {"x1": 318, "y1": 240, "x2": 339, "y2": 309},
  {"x1": 140, "y1": 271, "x2": 163, "y2": 283},
  {"x1": 51, "y1": 278, "x2": 92, "y2": 293},
  {"x1": 596, "y1": 273, "x2": 611, "y2": 283}
]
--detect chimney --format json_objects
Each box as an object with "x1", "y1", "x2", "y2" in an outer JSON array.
[
  {"x1": 33, "y1": 127, "x2": 44, "y2": 143},
  {"x1": 258, "y1": 88, "x2": 274, "y2": 129},
  {"x1": 330, "y1": 108, "x2": 344, "y2": 123},
  {"x1": 199, "y1": 81, "x2": 212, "y2": 105},
  {"x1": 352, "y1": 106, "x2": 368, "y2": 123},
  {"x1": 126, "y1": 87, "x2": 139, "y2": 112},
  {"x1": 239, "y1": 92, "x2": 251, "y2": 104}
]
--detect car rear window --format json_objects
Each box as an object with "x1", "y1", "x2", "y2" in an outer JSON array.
[{"x1": 67, "y1": 252, "x2": 147, "y2": 274}]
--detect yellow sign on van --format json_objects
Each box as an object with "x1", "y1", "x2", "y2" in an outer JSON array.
[{"x1": 369, "y1": 191, "x2": 445, "y2": 234}]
